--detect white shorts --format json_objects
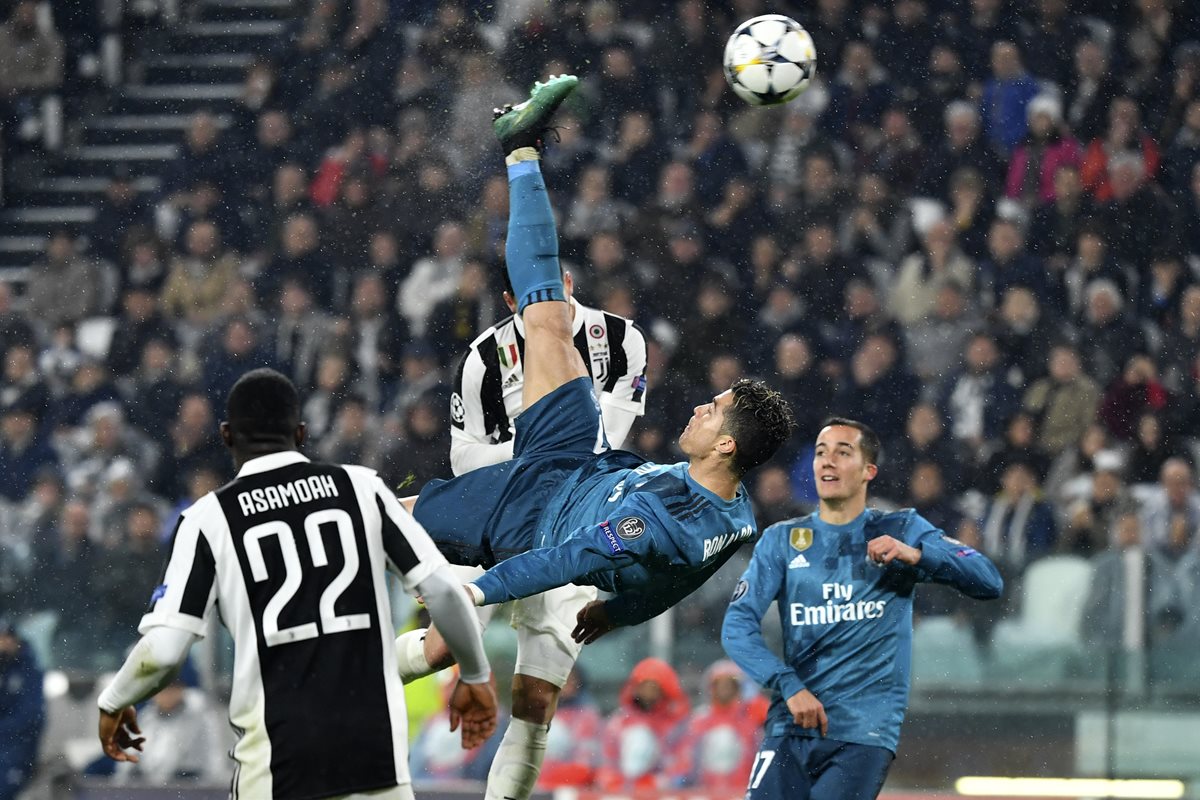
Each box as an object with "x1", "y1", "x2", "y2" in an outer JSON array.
[{"x1": 448, "y1": 564, "x2": 598, "y2": 688}]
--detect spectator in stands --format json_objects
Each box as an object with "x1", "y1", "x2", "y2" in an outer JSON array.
[
  {"x1": 111, "y1": 663, "x2": 225, "y2": 785},
  {"x1": 1140, "y1": 458, "x2": 1200, "y2": 554},
  {"x1": 0, "y1": 399, "x2": 54, "y2": 502},
  {"x1": 608, "y1": 109, "x2": 668, "y2": 207},
  {"x1": 59, "y1": 402, "x2": 158, "y2": 498},
  {"x1": 1162, "y1": 285, "x2": 1200, "y2": 389},
  {"x1": 977, "y1": 410, "x2": 1050, "y2": 495},
  {"x1": 426, "y1": 259, "x2": 496, "y2": 368},
  {"x1": 161, "y1": 111, "x2": 231, "y2": 204},
  {"x1": 1127, "y1": 412, "x2": 1188, "y2": 486},
  {"x1": 668, "y1": 660, "x2": 766, "y2": 792},
  {"x1": 315, "y1": 393, "x2": 380, "y2": 467},
  {"x1": 155, "y1": 393, "x2": 228, "y2": 501},
  {"x1": 980, "y1": 217, "x2": 1051, "y2": 309},
  {"x1": 1083, "y1": 512, "x2": 1183, "y2": 649},
  {"x1": 838, "y1": 171, "x2": 912, "y2": 267},
  {"x1": 1064, "y1": 39, "x2": 1120, "y2": 144},
  {"x1": 0, "y1": 0, "x2": 63, "y2": 147},
  {"x1": 32, "y1": 500, "x2": 100, "y2": 662},
  {"x1": 1022, "y1": 342, "x2": 1102, "y2": 456},
  {"x1": 918, "y1": 101, "x2": 1006, "y2": 200},
  {"x1": 267, "y1": 278, "x2": 330, "y2": 391},
  {"x1": 1061, "y1": 222, "x2": 1131, "y2": 323},
  {"x1": 770, "y1": 333, "x2": 833, "y2": 442},
  {"x1": 26, "y1": 231, "x2": 105, "y2": 332},
  {"x1": 202, "y1": 317, "x2": 274, "y2": 407},
  {"x1": 889, "y1": 219, "x2": 976, "y2": 327},
  {"x1": 980, "y1": 459, "x2": 1059, "y2": 572},
  {"x1": 1062, "y1": 451, "x2": 1138, "y2": 557},
  {"x1": 54, "y1": 357, "x2": 121, "y2": 433},
  {"x1": 822, "y1": 41, "x2": 892, "y2": 144},
  {"x1": 1005, "y1": 95, "x2": 1082, "y2": 207},
  {"x1": 105, "y1": 288, "x2": 176, "y2": 379},
  {"x1": 125, "y1": 337, "x2": 186, "y2": 447},
  {"x1": 92, "y1": 172, "x2": 150, "y2": 264},
  {"x1": 467, "y1": 174, "x2": 513, "y2": 261},
  {"x1": 939, "y1": 332, "x2": 1021, "y2": 453},
  {"x1": 1166, "y1": 99, "x2": 1200, "y2": 198},
  {"x1": 0, "y1": 616, "x2": 43, "y2": 800},
  {"x1": 1139, "y1": 254, "x2": 1193, "y2": 329},
  {"x1": 161, "y1": 220, "x2": 240, "y2": 335},
  {"x1": 1099, "y1": 151, "x2": 1179, "y2": 275},
  {"x1": 595, "y1": 658, "x2": 690, "y2": 793},
  {"x1": 980, "y1": 41, "x2": 1040, "y2": 154},
  {"x1": 1028, "y1": 165, "x2": 1097, "y2": 274},
  {"x1": 905, "y1": 283, "x2": 982, "y2": 384},
  {"x1": 94, "y1": 502, "x2": 162, "y2": 640},
  {"x1": 0, "y1": 343, "x2": 49, "y2": 419},
  {"x1": 537, "y1": 667, "x2": 602, "y2": 789},
  {"x1": 833, "y1": 332, "x2": 920, "y2": 445},
  {"x1": 676, "y1": 277, "x2": 752, "y2": 387},
  {"x1": 908, "y1": 460, "x2": 975, "y2": 545},
  {"x1": 753, "y1": 464, "x2": 810, "y2": 527},
  {"x1": 707, "y1": 175, "x2": 771, "y2": 268},
  {"x1": 260, "y1": 212, "x2": 332, "y2": 311},
  {"x1": 118, "y1": 233, "x2": 169, "y2": 296},
  {"x1": 1078, "y1": 279, "x2": 1149, "y2": 388},
  {"x1": 383, "y1": 392, "x2": 449, "y2": 490},
  {"x1": 879, "y1": 403, "x2": 969, "y2": 500},
  {"x1": 0, "y1": 284, "x2": 34, "y2": 367},
  {"x1": 1082, "y1": 97, "x2": 1161, "y2": 202},
  {"x1": 1099, "y1": 354, "x2": 1174, "y2": 442},
  {"x1": 300, "y1": 352, "x2": 353, "y2": 446},
  {"x1": 399, "y1": 220, "x2": 469, "y2": 337}
]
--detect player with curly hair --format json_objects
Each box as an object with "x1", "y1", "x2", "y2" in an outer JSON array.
[{"x1": 393, "y1": 74, "x2": 797, "y2": 800}]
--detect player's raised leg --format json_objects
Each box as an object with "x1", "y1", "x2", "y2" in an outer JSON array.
[{"x1": 494, "y1": 74, "x2": 589, "y2": 410}]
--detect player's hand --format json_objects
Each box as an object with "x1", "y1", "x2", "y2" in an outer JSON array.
[
  {"x1": 867, "y1": 535, "x2": 921, "y2": 567},
  {"x1": 786, "y1": 689, "x2": 828, "y2": 737},
  {"x1": 447, "y1": 678, "x2": 499, "y2": 750},
  {"x1": 572, "y1": 600, "x2": 615, "y2": 644},
  {"x1": 99, "y1": 706, "x2": 145, "y2": 762}
]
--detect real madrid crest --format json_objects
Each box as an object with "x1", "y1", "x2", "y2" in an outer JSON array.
[{"x1": 789, "y1": 527, "x2": 813, "y2": 551}]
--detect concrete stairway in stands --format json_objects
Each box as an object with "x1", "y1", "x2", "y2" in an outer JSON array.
[{"x1": 0, "y1": 0, "x2": 296, "y2": 287}]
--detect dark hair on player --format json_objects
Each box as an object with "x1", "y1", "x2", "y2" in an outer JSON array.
[
  {"x1": 819, "y1": 416, "x2": 882, "y2": 465},
  {"x1": 722, "y1": 378, "x2": 797, "y2": 478},
  {"x1": 226, "y1": 368, "x2": 301, "y2": 441}
]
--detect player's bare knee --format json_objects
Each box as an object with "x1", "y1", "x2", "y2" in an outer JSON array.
[{"x1": 510, "y1": 675, "x2": 560, "y2": 724}]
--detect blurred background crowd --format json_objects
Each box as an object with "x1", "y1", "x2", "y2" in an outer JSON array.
[{"x1": 3, "y1": 0, "x2": 1200, "y2": 795}]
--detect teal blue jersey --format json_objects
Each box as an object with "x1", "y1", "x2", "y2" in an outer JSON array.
[
  {"x1": 722, "y1": 509, "x2": 1003, "y2": 752},
  {"x1": 473, "y1": 459, "x2": 758, "y2": 626}
]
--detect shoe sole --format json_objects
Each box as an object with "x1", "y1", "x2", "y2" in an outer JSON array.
[{"x1": 494, "y1": 74, "x2": 578, "y2": 149}]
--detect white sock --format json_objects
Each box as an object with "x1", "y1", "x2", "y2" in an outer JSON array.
[
  {"x1": 485, "y1": 718, "x2": 549, "y2": 800},
  {"x1": 394, "y1": 629, "x2": 433, "y2": 684},
  {"x1": 505, "y1": 146, "x2": 540, "y2": 166}
]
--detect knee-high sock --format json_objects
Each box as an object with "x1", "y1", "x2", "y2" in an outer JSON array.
[
  {"x1": 485, "y1": 717, "x2": 549, "y2": 800},
  {"x1": 505, "y1": 156, "x2": 564, "y2": 313}
]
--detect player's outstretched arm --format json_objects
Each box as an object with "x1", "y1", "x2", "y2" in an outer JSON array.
[
  {"x1": 599, "y1": 545, "x2": 741, "y2": 632},
  {"x1": 97, "y1": 626, "x2": 199, "y2": 761}
]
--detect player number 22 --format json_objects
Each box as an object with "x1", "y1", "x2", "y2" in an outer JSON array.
[
  {"x1": 245, "y1": 509, "x2": 371, "y2": 647},
  {"x1": 748, "y1": 750, "x2": 776, "y2": 790}
]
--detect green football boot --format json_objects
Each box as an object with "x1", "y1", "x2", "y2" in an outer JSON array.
[{"x1": 492, "y1": 73, "x2": 579, "y2": 154}]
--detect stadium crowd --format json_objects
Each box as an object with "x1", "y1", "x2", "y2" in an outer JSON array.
[{"x1": 4, "y1": 0, "x2": 1200, "y2": 793}]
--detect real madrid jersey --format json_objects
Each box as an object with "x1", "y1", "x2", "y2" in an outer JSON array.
[
  {"x1": 722, "y1": 509, "x2": 1003, "y2": 752},
  {"x1": 450, "y1": 297, "x2": 647, "y2": 473},
  {"x1": 472, "y1": 459, "x2": 759, "y2": 626}
]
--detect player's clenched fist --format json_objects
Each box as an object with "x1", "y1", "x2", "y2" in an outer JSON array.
[
  {"x1": 98, "y1": 706, "x2": 144, "y2": 762},
  {"x1": 866, "y1": 535, "x2": 922, "y2": 567},
  {"x1": 785, "y1": 689, "x2": 828, "y2": 736}
]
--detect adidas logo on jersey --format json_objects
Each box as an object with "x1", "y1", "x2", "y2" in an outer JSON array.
[
  {"x1": 788, "y1": 553, "x2": 810, "y2": 569},
  {"x1": 502, "y1": 372, "x2": 521, "y2": 389}
]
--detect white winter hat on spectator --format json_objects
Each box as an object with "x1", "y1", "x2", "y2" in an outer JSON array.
[
  {"x1": 1093, "y1": 450, "x2": 1125, "y2": 475},
  {"x1": 1027, "y1": 94, "x2": 1063, "y2": 124}
]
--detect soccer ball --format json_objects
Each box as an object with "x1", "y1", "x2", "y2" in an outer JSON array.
[{"x1": 723, "y1": 14, "x2": 817, "y2": 106}]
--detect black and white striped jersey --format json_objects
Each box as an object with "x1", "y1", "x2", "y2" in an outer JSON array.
[
  {"x1": 449, "y1": 298, "x2": 647, "y2": 475},
  {"x1": 141, "y1": 450, "x2": 445, "y2": 800}
]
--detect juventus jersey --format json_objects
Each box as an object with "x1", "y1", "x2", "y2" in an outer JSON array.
[
  {"x1": 450, "y1": 298, "x2": 647, "y2": 454},
  {"x1": 141, "y1": 451, "x2": 447, "y2": 800}
]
